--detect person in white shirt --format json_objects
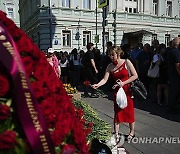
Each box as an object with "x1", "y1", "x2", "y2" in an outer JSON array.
[{"x1": 59, "y1": 53, "x2": 69, "y2": 83}]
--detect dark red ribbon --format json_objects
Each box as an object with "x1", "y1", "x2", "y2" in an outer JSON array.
[{"x1": 0, "y1": 22, "x2": 55, "y2": 154}]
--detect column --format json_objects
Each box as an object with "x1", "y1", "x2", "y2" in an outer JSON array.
[
  {"x1": 117, "y1": 0, "x2": 124, "y2": 12},
  {"x1": 158, "y1": 0, "x2": 166, "y2": 16},
  {"x1": 139, "y1": 0, "x2": 144, "y2": 13},
  {"x1": 173, "y1": 0, "x2": 179, "y2": 17},
  {"x1": 144, "y1": 0, "x2": 151, "y2": 14},
  {"x1": 116, "y1": 30, "x2": 123, "y2": 46},
  {"x1": 71, "y1": 0, "x2": 75, "y2": 9}
]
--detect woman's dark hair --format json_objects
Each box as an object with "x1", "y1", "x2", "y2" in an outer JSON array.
[
  {"x1": 86, "y1": 43, "x2": 94, "y2": 50},
  {"x1": 71, "y1": 48, "x2": 78, "y2": 60}
]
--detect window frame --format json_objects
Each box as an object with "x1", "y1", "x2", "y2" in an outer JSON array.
[
  {"x1": 83, "y1": 31, "x2": 91, "y2": 47},
  {"x1": 165, "y1": 34, "x2": 170, "y2": 47},
  {"x1": 152, "y1": 34, "x2": 157, "y2": 41},
  {"x1": 83, "y1": 0, "x2": 91, "y2": 10},
  {"x1": 166, "y1": 1, "x2": 172, "y2": 17},
  {"x1": 5, "y1": 3, "x2": 15, "y2": 19},
  {"x1": 102, "y1": 32, "x2": 109, "y2": 46},
  {"x1": 62, "y1": 30, "x2": 71, "y2": 47},
  {"x1": 62, "y1": 0, "x2": 70, "y2": 8},
  {"x1": 153, "y1": 0, "x2": 158, "y2": 16}
]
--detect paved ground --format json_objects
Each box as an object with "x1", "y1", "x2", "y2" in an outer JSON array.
[{"x1": 81, "y1": 91, "x2": 180, "y2": 154}]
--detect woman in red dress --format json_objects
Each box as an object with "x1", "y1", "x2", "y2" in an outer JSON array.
[{"x1": 92, "y1": 46, "x2": 138, "y2": 142}]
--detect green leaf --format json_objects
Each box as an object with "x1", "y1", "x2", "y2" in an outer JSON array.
[
  {"x1": 14, "y1": 138, "x2": 28, "y2": 154},
  {"x1": 6, "y1": 99, "x2": 12, "y2": 107},
  {"x1": 29, "y1": 76, "x2": 36, "y2": 82},
  {"x1": 55, "y1": 146, "x2": 61, "y2": 154}
]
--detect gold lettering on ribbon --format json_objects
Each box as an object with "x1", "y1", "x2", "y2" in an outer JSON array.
[
  {"x1": 25, "y1": 92, "x2": 43, "y2": 132},
  {"x1": 1, "y1": 37, "x2": 51, "y2": 153},
  {"x1": 0, "y1": 35, "x2": 6, "y2": 40},
  {"x1": 40, "y1": 135, "x2": 51, "y2": 154}
]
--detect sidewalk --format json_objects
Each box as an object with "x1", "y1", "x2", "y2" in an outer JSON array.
[{"x1": 81, "y1": 92, "x2": 180, "y2": 154}]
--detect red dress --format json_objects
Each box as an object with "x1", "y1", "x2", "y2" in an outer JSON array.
[{"x1": 111, "y1": 61, "x2": 135, "y2": 123}]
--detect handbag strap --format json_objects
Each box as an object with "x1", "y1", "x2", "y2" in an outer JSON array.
[{"x1": 125, "y1": 59, "x2": 131, "y2": 77}]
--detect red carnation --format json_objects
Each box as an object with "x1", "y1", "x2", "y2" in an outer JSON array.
[
  {"x1": 88, "y1": 122, "x2": 94, "y2": 127},
  {"x1": 83, "y1": 80, "x2": 91, "y2": 86},
  {"x1": 21, "y1": 55, "x2": 35, "y2": 76},
  {"x1": 76, "y1": 109, "x2": 84, "y2": 119},
  {"x1": 16, "y1": 34, "x2": 34, "y2": 53},
  {"x1": 62, "y1": 144, "x2": 76, "y2": 154},
  {"x1": 31, "y1": 80, "x2": 45, "y2": 99},
  {"x1": 0, "y1": 130, "x2": 17, "y2": 149},
  {"x1": 0, "y1": 75, "x2": 10, "y2": 97},
  {"x1": 0, "y1": 104, "x2": 11, "y2": 121},
  {"x1": 40, "y1": 97, "x2": 56, "y2": 116}
]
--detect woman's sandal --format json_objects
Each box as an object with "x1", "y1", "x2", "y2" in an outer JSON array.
[
  {"x1": 115, "y1": 134, "x2": 120, "y2": 143},
  {"x1": 125, "y1": 134, "x2": 135, "y2": 141}
]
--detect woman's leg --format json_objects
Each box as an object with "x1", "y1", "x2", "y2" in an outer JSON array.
[
  {"x1": 114, "y1": 122, "x2": 120, "y2": 143},
  {"x1": 129, "y1": 122, "x2": 135, "y2": 136},
  {"x1": 114, "y1": 122, "x2": 120, "y2": 134}
]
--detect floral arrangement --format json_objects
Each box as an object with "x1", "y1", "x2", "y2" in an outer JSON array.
[
  {"x1": 63, "y1": 84, "x2": 78, "y2": 94},
  {"x1": 72, "y1": 99, "x2": 111, "y2": 142},
  {"x1": 0, "y1": 11, "x2": 91, "y2": 154}
]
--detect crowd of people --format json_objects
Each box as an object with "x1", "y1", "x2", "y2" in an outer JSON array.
[{"x1": 45, "y1": 38, "x2": 180, "y2": 112}]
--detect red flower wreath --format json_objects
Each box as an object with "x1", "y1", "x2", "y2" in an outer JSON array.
[{"x1": 0, "y1": 10, "x2": 91, "y2": 153}]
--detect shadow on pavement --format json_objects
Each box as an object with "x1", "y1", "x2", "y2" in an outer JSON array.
[{"x1": 134, "y1": 98, "x2": 180, "y2": 123}]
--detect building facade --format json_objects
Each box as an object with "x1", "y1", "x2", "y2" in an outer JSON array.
[
  {"x1": 19, "y1": 0, "x2": 180, "y2": 53},
  {"x1": 0, "y1": 0, "x2": 20, "y2": 27}
]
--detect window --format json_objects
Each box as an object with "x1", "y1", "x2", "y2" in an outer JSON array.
[
  {"x1": 83, "y1": 0, "x2": 90, "y2": 9},
  {"x1": 179, "y1": 2, "x2": 180, "y2": 17},
  {"x1": 7, "y1": 7, "x2": 14, "y2": 18},
  {"x1": 83, "y1": 31, "x2": 91, "y2": 47},
  {"x1": 62, "y1": 30, "x2": 71, "y2": 47},
  {"x1": 5, "y1": 3, "x2": 15, "y2": 19},
  {"x1": 153, "y1": 0, "x2": 158, "y2": 15},
  {"x1": 125, "y1": 7, "x2": 137, "y2": 13},
  {"x1": 129, "y1": 8, "x2": 132, "y2": 13},
  {"x1": 152, "y1": 34, "x2": 157, "y2": 41},
  {"x1": 62, "y1": 0, "x2": 70, "y2": 8},
  {"x1": 166, "y1": 1, "x2": 172, "y2": 17},
  {"x1": 165, "y1": 34, "x2": 170, "y2": 47},
  {"x1": 104, "y1": 32, "x2": 109, "y2": 46}
]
